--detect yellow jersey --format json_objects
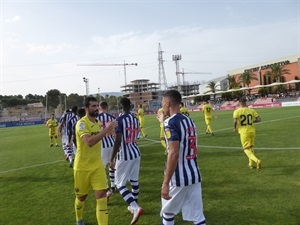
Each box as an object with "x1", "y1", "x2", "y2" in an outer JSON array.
[
  {"x1": 46, "y1": 118, "x2": 58, "y2": 135},
  {"x1": 74, "y1": 116, "x2": 103, "y2": 171},
  {"x1": 233, "y1": 107, "x2": 259, "y2": 134},
  {"x1": 203, "y1": 104, "x2": 213, "y2": 119}
]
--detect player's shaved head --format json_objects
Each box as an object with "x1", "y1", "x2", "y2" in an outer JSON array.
[{"x1": 163, "y1": 90, "x2": 182, "y2": 106}]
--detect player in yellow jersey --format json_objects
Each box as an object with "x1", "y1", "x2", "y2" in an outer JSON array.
[
  {"x1": 74, "y1": 96, "x2": 117, "y2": 225},
  {"x1": 202, "y1": 101, "x2": 214, "y2": 136},
  {"x1": 137, "y1": 104, "x2": 147, "y2": 138},
  {"x1": 233, "y1": 98, "x2": 262, "y2": 171},
  {"x1": 46, "y1": 114, "x2": 59, "y2": 147},
  {"x1": 157, "y1": 107, "x2": 168, "y2": 154},
  {"x1": 180, "y1": 102, "x2": 190, "y2": 117}
]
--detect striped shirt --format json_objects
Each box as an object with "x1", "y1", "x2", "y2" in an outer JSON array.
[
  {"x1": 115, "y1": 113, "x2": 141, "y2": 161},
  {"x1": 68, "y1": 115, "x2": 79, "y2": 137},
  {"x1": 97, "y1": 112, "x2": 116, "y2": 148},
  {"x1": 164, "y1": 113, "x2": 201, "y2": 187},
  {"x1": 62, "y1": 112, "x2": 75, "y2": 135}
]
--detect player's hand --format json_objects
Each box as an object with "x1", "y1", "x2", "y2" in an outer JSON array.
[
  {"x1": 109, "y1": 160, "x2": 115, "y2": 170},
  {"x1": 106, "y1": 121, "x2": 118, "y2": 134},
  {"x1": 156, "y1": 111, "x2": 165, "y2": 123},
  {"x1": 161, "y1": 182, "x2": 171, "y2": 200}
]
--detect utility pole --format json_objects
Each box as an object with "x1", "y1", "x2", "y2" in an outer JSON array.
[
  {"x1": 158, "y1": 43, "x2": 168, "y2": 90},
  {"x1": 172, "y1": 54, "x2": 182, "y2": 92}
]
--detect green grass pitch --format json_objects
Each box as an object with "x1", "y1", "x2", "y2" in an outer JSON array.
[{"x1": 0, "y1": 106, "x2": 299, "y2": 225}]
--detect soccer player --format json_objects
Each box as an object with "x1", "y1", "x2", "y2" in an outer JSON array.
[
  {"x1": 156, "y1": 90, "x2": 206, "y2": 225},
  {"x1": 202, "y1": 100, "x2": 214, "y2": 136},
  {"x1": 97, "y1": 101, "x2": 116, "y2": 195},
  {"x1": 67, "y1": 108, "x2": 86, "y2": 168},
  {"x1": 137, "y1": 104, "x2": 147, "y2": 138},
  {"x1": 179, "y1": 102, "x2": 190, "y2": 117},
  {"x1": 110, "y1": 97, "x2": 144, "y2": 225},
  {"x1": 233, "y1": 98, "x2": 262, "y2": 171},
  {"x1": 60, "y1": 106, "x2": 78, "y2": 166},
  {"x1": 46, "y1": 113, "x2": 59, "y2": 147},
  {"x1": 158, "y1": 107, "x2": 168, "y2": 155},
  {"x1": 74, "y1": 96, "x2": 117, "y2": 225}
]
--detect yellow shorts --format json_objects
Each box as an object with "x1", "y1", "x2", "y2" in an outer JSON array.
[
  {"x1": 74, "y1": 167, "x2": 107, "y2": 196},
  {"x1": 49, "y1": 129, "x2": 58, "y2": 137},
  {"x1": 239, "y1": 132, "x2": 255, "y2": 149},
  {"x1": 205, "y1": 118, "x2": 211, "y2": 125}
]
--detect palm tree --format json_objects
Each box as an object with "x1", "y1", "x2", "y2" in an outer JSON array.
[
  {"x1": 239, "y1": 71, "x2": 258, "y2": 94},
  {"x1": 205, "y1": 81, "x2": 219, "y2": 101},
  {"x1": 264, "y1": 64, "x2": 290, "y2": 83},
  {"x1": 226, "y1": 74, "x2": 240, "y2": 89}
]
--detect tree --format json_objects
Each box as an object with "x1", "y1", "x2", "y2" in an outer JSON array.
[
  {"x1": 67, "y1": 93, "x2": 85, "y2": 108},
  {"x1": 264, "y1": 64, "x2": 290, "y2": 83},
  {"x1": 205, "y1": 81, "x2": 219, "y2": 101},
  {"x1": 46, "y1": 89, "x2": 61, "y2": 109},
  {"x1": 226, "y1": 74, "x2": 241, "y2": 89},
  {"x1": 239, "y1": 71, "x2": 258, "y2": 94}
]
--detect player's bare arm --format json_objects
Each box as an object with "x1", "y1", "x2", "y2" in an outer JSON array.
[
  {"x1": 162, "y1": 140, "x2": 179, "y2": 200},
  {"x1": 109, "y1": 132, "x2": 122, "y2": 169},
  {"x1": 82, "y1": 121, "x2": 117, "y2": 147}
]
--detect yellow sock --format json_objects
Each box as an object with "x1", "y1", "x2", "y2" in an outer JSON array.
[
  {"x1": 75, "y1": 198, "x2": 84, "y2": 221},
  {"x1": 54, "y1": 137, "x2": 58, "y2": 145},
  {"x1": 244, "y1": 149, "x2": 258, "y2": 163},
  {"x1": 50, "y1": 137, "x2": 53, "y2": 144},
  {"x1": 96, "y1": 197, "x2": 108, "y2": 225}
]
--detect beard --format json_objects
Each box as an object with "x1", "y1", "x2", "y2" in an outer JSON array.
[{"x1": 88, "y1": 110, "x2": 98, "y2": 117}]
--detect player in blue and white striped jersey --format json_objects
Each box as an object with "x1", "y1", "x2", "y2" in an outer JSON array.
[
  {"x1": 97, "y1": 101, "x2": 116, "y2": 194},
  {"x1": 59, "y1": 106, "x2": 78, "y2": 166},
  {"x1": 157, "y1": 90, "x2": 206, "y2": 225},
  {"x1": 110, "y1": 97, "x2": 144, "y2": 225}
]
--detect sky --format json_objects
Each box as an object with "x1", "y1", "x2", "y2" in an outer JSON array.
[{"x1": 1, "y1": 0, "x2": 299, "y2": 97}]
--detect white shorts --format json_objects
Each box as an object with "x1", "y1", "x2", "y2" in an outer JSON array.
[
  {"x1": 101, "y1": 147, "x2": 113, "y2": 166},
  {"x1": 160, "y1": 182, "x2": 205, "y2": 222},
  {"x1": 115, "y1": 157, "x2": 140, "y2": 188}
]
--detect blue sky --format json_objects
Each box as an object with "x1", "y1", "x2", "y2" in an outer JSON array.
[{"x1": 1, "y1": 0, "x2": 299, "y2": 96}]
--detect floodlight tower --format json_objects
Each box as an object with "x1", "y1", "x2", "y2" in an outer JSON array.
[
  {"x1": 172, "y1": 54, "x2": 182, "y2": 92},
  {"x1": 83, "y1": 77, "x2": 89, "y2": 96},
  {"x1": 158, "y1": 43, "x2": 168, "y2": 90}
]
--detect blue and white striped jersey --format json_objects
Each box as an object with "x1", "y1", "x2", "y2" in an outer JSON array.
[
  {"x1": 164, "y1": 113, "x2": 201, "y2": 187},
  {"x1": 115, "y1": 113, "x2": 141, "y2": 161},
  {"x1": 97, "y1": 112, "x2": 116, "y2": 148},
  {"x1": 62, "y1": 112, "x2": 75, "y2": 135},
  {"x1": 68, "y1": 115, "x2": 79, "y2": 137}
]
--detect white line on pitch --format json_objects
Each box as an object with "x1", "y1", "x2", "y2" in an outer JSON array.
[{"x1": 0, "y1": 160, "x2": 64, "y2": 174}]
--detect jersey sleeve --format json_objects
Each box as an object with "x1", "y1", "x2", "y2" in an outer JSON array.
[
  {"x1": 76, "y1": 120, "x2": 89, "y2": 138},
  {"x1": 164, "y1": 118, "x2": 179, "y2": 142}
]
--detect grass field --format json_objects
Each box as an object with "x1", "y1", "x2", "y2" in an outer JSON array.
[{"x1": 0, "y1": 106, "x2": 300, "y2": 225}]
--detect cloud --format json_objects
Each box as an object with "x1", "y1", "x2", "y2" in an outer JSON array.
[
  {"x1": 26, "y1": 42, "x2": 75, "y2": 54},
  {"x1": 5, "y1": 15, "x2": 21, "y2": 23}
]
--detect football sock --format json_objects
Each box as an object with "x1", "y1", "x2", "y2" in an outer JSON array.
[
  {"x1": 207, "y1": 125, "x2": 212, "y2": 133},
  {"x1": 162, "y1": 213, "x2": 174, "y2": 225},
  {"x1": 244, "y1": 149, "x2": 258, "y2": 163},
  {"x1": 96, "y1": 197, "x2": 108, "y2": 225},
  {"x1": 130, "y1": 179, "x2": 139, "y2": 202},
  {"x1": 118, "y1": 186, "x2": 136, "y2": 208},
  {"x1": 109, "y1": 169, "x2": 115, "y2": 188},
  {"x1": 50, "y1": 136, "x2": 53, "y2": 144},
  {"x1": 75, "y1": 198, "x2": 84, "y2": 221}
]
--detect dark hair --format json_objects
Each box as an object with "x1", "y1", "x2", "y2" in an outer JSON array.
[
  {"x1": 77, "y1": 108, "x2": 86, "y2": 118},
  {"x1": 100, "y1": 101, "x2": 108, "y2": 110},
  {"x1": 239, "y1": 98, "x2": 247, "y2": 103},
  {"x1": 120, "y1": 97, "x2": 131, "y2": 111},
  {"x1": 71, "y1": 106, "x2": 78, "y2": 113},
  {"x1": 163, "y1": 90, "x2": 182, "y2": 105},
  {"x1": 84, "y1": 96, "x2": 98, "y2": 107}
]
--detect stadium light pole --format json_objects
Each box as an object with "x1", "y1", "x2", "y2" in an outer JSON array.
[
  {"x1": 98, "y1": 87, "x2": 101, "y2": 102},
  {"x1": 83, "y1": 77, "x2": 89, "y2": 96}
]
